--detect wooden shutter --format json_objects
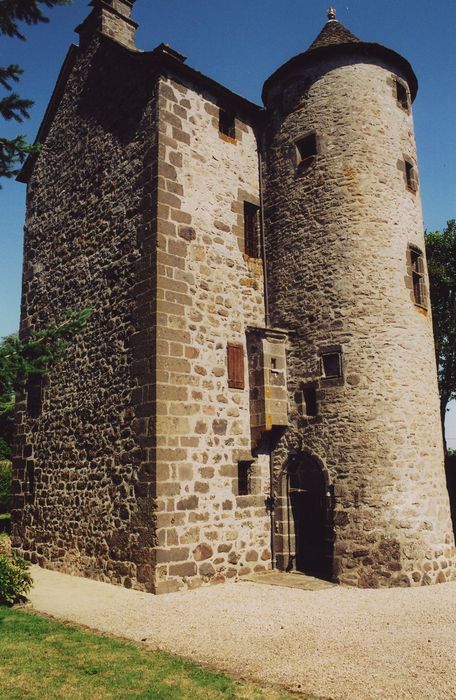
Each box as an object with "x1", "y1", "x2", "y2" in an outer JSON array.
[{"x1": 227, "y1": 343, "x2": 244, "y2": 389}]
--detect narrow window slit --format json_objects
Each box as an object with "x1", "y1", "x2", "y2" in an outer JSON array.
[
  {"x1": 244, "y1": 202, "x2": 260, "y2": 258},
  {"x1": 27, "y1": 375, "x2": 43, "y2": 418},
  {"x1": 238, "y1": 461, "x2": 252, "y2": 496},
  {"x1": 405, "y1": 160, "x2": 417, "y2": 192},
  {"x1": 26, "y1": 461, "x2": 35, "y2": 503},
  {"x1": 303, "y1": 386, "x2": 318, "y2": 416},
  {"x1": 410, "y1": 247, "x2": 427, "y2": 308},
  {"x1": 396, "y1": 80, "x2": 409, "y2": 111}
]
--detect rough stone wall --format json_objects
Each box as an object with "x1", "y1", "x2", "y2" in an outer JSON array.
[
  {"x1": 262, "y1": 55, "x2": 456, "y2": 586},
  {"x1": 12, "y1": 36, "x2": 159, "y2": 591},
  {"x1": 152, "y1": 75, "x2": 270, "y2": 593},
  {"x1": 78, "y1": 3, "x2": 137, "y2": 50}
]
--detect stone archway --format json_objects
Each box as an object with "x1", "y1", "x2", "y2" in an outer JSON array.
[{"x1": 275, "y1": 452, "x2": 334, "y2": 580}]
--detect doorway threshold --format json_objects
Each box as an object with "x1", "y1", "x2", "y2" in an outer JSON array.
[{"x1": 240, "y1": 570, "x2": 336, "y2": 591}]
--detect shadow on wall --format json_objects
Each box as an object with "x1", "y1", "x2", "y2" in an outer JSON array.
[{"x1": 77, "y1": 41, "x2": 150, "y2": 144}]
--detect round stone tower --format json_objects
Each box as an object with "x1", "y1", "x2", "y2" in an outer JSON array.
[{"x1": 262, "y1": 10, "x2": 456, "y2": 586}]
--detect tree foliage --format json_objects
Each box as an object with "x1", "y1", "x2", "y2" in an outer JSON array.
[
  {"x1": 425, "y1": 220, "x2": 456, "y2": 453},
  {"x1": 0, "y1": 309, "x2": 92, "y2": 454},
  {"x1": 1, "y1": 0, "x2": 71, "y2": 180},
  {"x1": 0, "y1": 460, "x2": 12, "y2": 513}
]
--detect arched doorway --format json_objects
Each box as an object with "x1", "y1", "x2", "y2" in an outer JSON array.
[{"x1": 282, "y1": 453, "x2": 334, "y2": 580}]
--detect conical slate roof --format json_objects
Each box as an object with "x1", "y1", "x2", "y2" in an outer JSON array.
[
  {"x1": 262, "y1": 10, "x2": 418, "y2": 105},
  {"x1": 308, "y1": 18, "x2": 360, "y2": 51}
]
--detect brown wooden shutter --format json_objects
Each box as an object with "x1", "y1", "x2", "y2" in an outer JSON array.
[{"x1": 227, "y1": 343, "x2": 244, "y2": 389}]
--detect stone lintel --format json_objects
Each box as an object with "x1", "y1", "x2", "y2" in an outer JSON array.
[{"x1": 246, "y1": 325, "x2": 290, "y2": 341}]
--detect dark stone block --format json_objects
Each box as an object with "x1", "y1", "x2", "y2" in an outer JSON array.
[
  {"x1": 176, "y1": 495, "x2": 198, "y2": 510},
  {"x1": 193, "y1": 543, "x2": 213, "y2": 561}
]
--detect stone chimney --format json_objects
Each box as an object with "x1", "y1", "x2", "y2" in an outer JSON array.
[{"x1": 76, "y1": 0, "x2": 138, "y2": 50}]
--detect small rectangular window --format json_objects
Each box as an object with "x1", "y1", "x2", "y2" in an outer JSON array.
[
  {"x1": 410, "y1": 247, "x2": 427, "y2": 307},
  {"x1": 27, "y1": 375, "x2": 43, "y2": 418},
  {"x1": 219, "y1": 109, "x2": 236, "y2": 140},
  {"x1": 238, "y1": 461, "x2": 252, "y2": 496},
  {"x1": 405, "y1": 160, "x2": 417, "y2": 192},
  {"x1": 227, "y1": 343, "x2": 244, "y2": 389},
  {"x1": 303, "y1": 386, "x2": 318, "y2": 416},
  {"x1": 244, "y1": 202, "x2": 260, "y2": 258},
  {"x1": 395, "y1": 80, "x2": 409, "y2": 111},
  {"x1": 321, "y1": 353, "x2": 342, "y2": 379},
  {"x1": 295, "y1": 132, "x2": 317, "y2": 168},
  {"x1": 26, "y1": 460, "x2": 35, "y2": 504}
]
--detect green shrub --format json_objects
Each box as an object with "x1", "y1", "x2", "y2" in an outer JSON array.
[
  {"x1": 0, "y1": 553, "x2": 33, "y2": 606},
  {"x1": 0, "y1": 460, "x2": 12, "y2": 514}
]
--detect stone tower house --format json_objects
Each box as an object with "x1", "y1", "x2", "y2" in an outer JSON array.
[{"x1": 12, "y1": 1, "x2": 455, "y2": 592}]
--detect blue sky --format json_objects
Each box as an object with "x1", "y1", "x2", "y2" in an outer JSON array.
[{"x1": 1, "y1": 0, "x2": 455, "y2": 443}]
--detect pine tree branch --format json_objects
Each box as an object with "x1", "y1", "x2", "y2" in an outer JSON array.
[
  {"x1": 0, "y1": 64, "x2": 23, "y2": 91},
  {"x1": 0, "y1": 135, "x2": 41, "y2": 179},
  {"x1": 0, "y1": 1, "x2": 72, "y2": 41},
  {"x1": 1, "y1": 2, "x2": 73, "y2": 183},
  {"x1": 0, "y1": 309, "x2": 92, "y2": 401},
  {"x1": 0, "y1": 93, "x2": 33, "y2": 121}
]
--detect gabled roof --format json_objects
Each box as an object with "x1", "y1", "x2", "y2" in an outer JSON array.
[
  {"x1": 18, "y1": 36, "x2": 262, "y2": 184},
  {"x1": 308, "y1": 19, "x2": 360, "y2": 51}
]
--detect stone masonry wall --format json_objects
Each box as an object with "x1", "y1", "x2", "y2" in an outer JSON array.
[
  {"x1": 152, "y1": 75, "x2": 271, "y2": 593},
  {"x1": 263, "y1": 55, "x2": 456, "y2": 586},
  {"x1": 12, "y1": 36, "x2": 159, "y2": 591},
  {"x1": 15, "y1": 10, "x2": 448, "y2": 595}
]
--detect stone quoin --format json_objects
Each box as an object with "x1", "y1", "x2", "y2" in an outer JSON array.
[{"x1": 11, "y1": 1, "x2": 456, "y2": 592}]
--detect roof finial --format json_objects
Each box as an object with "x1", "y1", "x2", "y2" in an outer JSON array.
[{"x1": 327, "y1": 7, "x2": 336, "y2": 21}]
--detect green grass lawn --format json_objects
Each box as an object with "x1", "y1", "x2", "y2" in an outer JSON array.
[{"x1": 0, "y1": 608, "x2": 300, "y2": 700}]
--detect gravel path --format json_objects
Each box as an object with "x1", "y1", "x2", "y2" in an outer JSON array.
[{"x1": 28, "y1": 566, "x2": 456, "y2": 699}]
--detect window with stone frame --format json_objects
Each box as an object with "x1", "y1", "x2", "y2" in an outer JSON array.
[
  {"x1": 237, "y1": 461, "x2": 252, "y2": 496},
  {"x1": 294, "y1": 131, "x2": 318, "y2": 170},
  {"x1": 321, "y1": 352, "x2": 342, "y2": 379},
  {"x1": 395, "y1": 79, "x2": 409, "y2": 111},
  {"x1": 409, "y1": 245, "x2": 427, "y2": 308},
  {"x1": 227, "y1": 343, "x2": 244, "y2": 389},
  {"x1": 302, "y1": 385, "x2": 318, "y2": 416},
  {"x1": 244, "y1": 202, "x2": 260, "y2": 258},
  {"x1": 405, "y1": 159, "x2": 418, "y2": 192},
  {"x1": 219, "y1": 109, "x2": 236, "y2": 141}
]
